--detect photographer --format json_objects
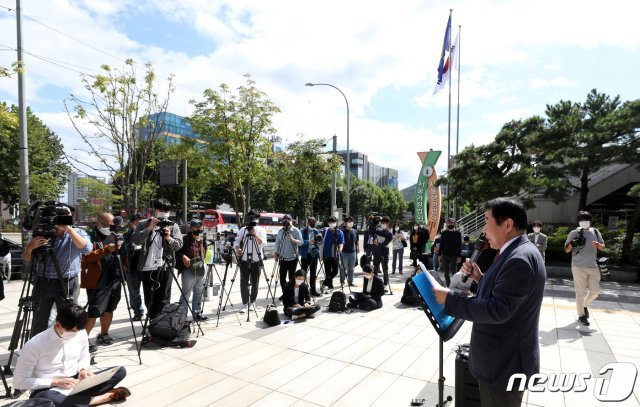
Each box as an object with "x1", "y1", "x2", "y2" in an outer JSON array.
[
  {"x1": 282, "y1": 270, "x2": 321, "y2": 320},
  {"x1": 22, "y1": 204, "x2": 93, "y2": 337},
  {"x1": 439, "y1": 218, "x2": 462, "y2": 287},
  {"x1": 564, "y1": 211, "x2": 605, "y2": 326},
  {"x1": 364, "y1": 215, "x2": 393, "y2": 291},
  {"x1": 234, "y1": 210, "x2": 267, "y2": 312},
  {"x1": 131, "y1": 198, "x2": 183, "y2": 320},
  {"x1": 82, "y1": 213, "x2": 123, "y2": 349},
  {"x1": 122, "y1": 213, "x2": 145, "y2": 321},
  {"x1": 177, "y1": 219, "x2": 208, "y2": 321},
  {"x1": 339, "y1": 215, "x2": 359, "y2": 287},
  {"x1": 300, "y1": 217, "x2": 322, "y2": 296},
  {"x1": 275, "y1": 214, "x2": 303, "y2": 293},
  {"x1": 320, "y1": 216, "x2": 344, "y2": 294}
]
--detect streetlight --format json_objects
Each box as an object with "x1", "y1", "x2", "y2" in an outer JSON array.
[{"x1": 305, "y1": 83, "x2": 351, "y2": 216}]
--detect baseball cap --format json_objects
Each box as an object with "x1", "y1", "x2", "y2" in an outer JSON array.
[{"x1": 190, "y1": 219, "x2": 203, "y2": 227}]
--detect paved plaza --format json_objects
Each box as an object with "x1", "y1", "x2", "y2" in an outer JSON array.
[{"x1": 0, "y1": 255, "x2": 639, "y2": 406}]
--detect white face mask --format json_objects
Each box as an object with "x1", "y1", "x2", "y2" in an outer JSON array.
[
  {"x1": 98, "y1": 227, "x2": 111, "y2": 236},
  {"x1": 156, "y1": 211, "x2": 170, "y2": 219},
  {"x1": 381, "y1": 224, "x2": 388, "y2": 229},
  {"x1": 533, "y1": 227, "x2": 541, "y2": 233},
  {"x1": 395, "y1": 227, "x2": 400, "y2": 231},
  {"x1": 414, "y1": 226, "x2": 418, "y2": 230},
  {"x1": 419, "y1": 224, "x2": 425, "y2": 228},
  {"x1": 328, "y1": 223, "x2": 336, "y2": 228},
  {"x1": 346, "y1": 222, "x2": 353, "y2": 228},
  {"x1": 61, "y1": 330, "x2": 78, "y2": 341},
  {"x1": 295, "y1": 279, "x2": 304, "y2": 285},
  {"x1": 579, "y1": 221, "x2": 590, "y2": 229}
]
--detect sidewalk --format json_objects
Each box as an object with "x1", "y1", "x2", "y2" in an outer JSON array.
[{"x1": 0, "y1": 256, "x2": 638, "y2": 406}]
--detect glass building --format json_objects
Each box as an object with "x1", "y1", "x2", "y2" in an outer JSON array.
[
  {"x1": 138, "y1": 112, "x2": 203, "y2": 143},
  {"x1": 337, "y1": 151, "x2": 399, "y2": 189}
]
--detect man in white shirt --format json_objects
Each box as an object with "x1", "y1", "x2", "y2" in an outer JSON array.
[
  {"x1": 13, "y1": 304, "x2": 130, "y2": 406},
  {"x1": 234, "y1": 211, "x2": 267, "y2": 312}
]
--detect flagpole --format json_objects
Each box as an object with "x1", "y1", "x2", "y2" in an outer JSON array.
[
  {"x1": 446, "y1": 8, "x2": 452, "y2": 219},
  {"x1": 455, "y1": 24, "x2": 461, "y2": 220}
]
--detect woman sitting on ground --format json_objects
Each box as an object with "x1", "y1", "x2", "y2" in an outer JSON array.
[
  {"x1": 400, "y1": 266, "x2": 423, "y2": 306},
  {"x1": 282, "y1": 270, "x2": 321, "y2": 320},
  {"x1": 347, "y1": 264, "x2": 384, "y2": 311}
]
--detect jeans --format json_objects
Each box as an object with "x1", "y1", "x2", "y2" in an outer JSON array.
[
  {"x1": 125, "y1": 266, "x2": 144, "y2": 317},
  {"x1": 392, "y1": 248, "x2": 404, "y2": 273},
  {"x1": 432, "y1": 253, "x2": 440, "y2": 271},
  {"x1": 339, "y1": 252, "x2": 357, "y2": 284},
  {"x1": 180, "y1": 265, "x2": 205, "y2": 315}
]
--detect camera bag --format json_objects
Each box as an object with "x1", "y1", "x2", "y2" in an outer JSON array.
[
  {"x1": 148, "y1": 303, "x2": 188, "y2": 340},
  {"x1": 328, "y1": 290, "x2": 346, "y2": 312},
  {"x1": 263, "y1": 304, "x2": 281, "y2": 326}
]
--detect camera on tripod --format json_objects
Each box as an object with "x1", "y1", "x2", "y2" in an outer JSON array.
[
  {"x1": 22, "y1": 201, "x2": 73, "y2": 239},
  {"x1": 367, "y1": 214, "x2": 382, "y2": 233},
  {"x1": 245, "y1": 221, "x2": 257, "y2": 231},
  {"x1": 571, "y1": 230, "x2": 587, "y2": 248}
]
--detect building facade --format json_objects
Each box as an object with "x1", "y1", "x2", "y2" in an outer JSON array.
[{"x1": 337, "y1": 151, "x2": 399, "y2": 189}]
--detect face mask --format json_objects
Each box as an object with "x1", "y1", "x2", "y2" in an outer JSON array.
[
  {"x1": 381, "y1": 224, "x2": 388, "y2": 229},
  {"x1": 98, "y1": 227, "x2": 111, "y2": 236},
  {"x1": 420, "y1": 224, "x2": 425, "y2": 228},
  {"x1": 533, "y1": 227, "x2": 541, "y2": 233},
  {"x1": 447, "y1": 225, "x2": 454, "y2": 230},
  {"x1": 364, "y1": 274, "x2": 373, "y2": 280},
  {"x1": 192, "y1": 230, "x2": 202, "y2": 236},
  {"x1": 157, "y1": 211, "x2": 170, "y2": 219},
  {"x1": 309, "y1": 223, "x2": 316, "y2": 228},
  {"x1": 295, "y1": 279, "x2": 304, "y2": 285},
  {"x1": 579, "y1": 221, "x2": 590, "y2": 229},
  {"x1": 395, "y1": 227, "x2": 400, "y2": 231},
  {"x1": 61, "y1": 330, "x2": 78, "y2": 341},
  {"x1": 346, "y1": 222, "x2": 353, "y2": 228},
  {"x1": 414, "y1": 226, "x2": 418, "y2": 230},
  {"x1": 328, "y1": 223, "x2": 336, "y2": 228}
]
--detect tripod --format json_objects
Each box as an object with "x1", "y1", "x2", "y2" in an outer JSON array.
[
  {"x1": 215, "y1": 250, "x2": 242, "y2": 327},
  {"x1": 266, "y1": 227, "x2": 303, "y2": 305},
  {"x1": 223, "y1": 229, "x2": 263, "y2": 323}
]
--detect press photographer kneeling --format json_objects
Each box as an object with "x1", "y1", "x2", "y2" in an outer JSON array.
[{"x1": 282, "y1": 270, "x2": 320, "y2": 320}]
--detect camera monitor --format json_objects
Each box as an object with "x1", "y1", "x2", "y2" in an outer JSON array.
[{"x1": 408, "y1": 263, "x2": 464, "y2": 342}]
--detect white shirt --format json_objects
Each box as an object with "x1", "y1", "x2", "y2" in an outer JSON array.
[
  {"x1": 364, "y1": 277, "x2": 373, "y2": 293},
  {"x1": 234, "y1": 226, "x2": 267, "y2": 262},
  {"x1": 499, "y1": 234, "x2": 524, "y2": 255},
  {"x1": 141, "y1": 227, "x2": 164, "y2": 271},
  {"x1": 13, "y1": 327, "x2": 91, "y2": 391}
]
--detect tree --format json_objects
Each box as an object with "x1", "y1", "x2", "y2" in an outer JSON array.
[
  {"x1": 0, "y1": 103, "x2": 69, "y2": 203},
  {"x1": 381, "y1": 186, "x2": 408, "y2": 224},
  {"x1": 532, "y1": 89, "x2": 629, "y2": 210},
  {"x1": 75, "y1": 178, "x2": 122, "y2": 221},
  {"x1": 189, "y1": 74, "x2": 280, "y2": 224},
  {"x1": 65, "y1": 60, "x2": 174, "y2": 212}
]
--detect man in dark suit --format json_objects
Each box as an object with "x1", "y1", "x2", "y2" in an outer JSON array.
[
  {"x1": 433, "y1": 197, "x2": 546, "y2": 407},
  {"x1": 282, "y1": 270, "x2": 321, "y2": 320}
]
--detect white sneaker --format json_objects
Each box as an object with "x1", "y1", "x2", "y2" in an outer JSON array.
[
  {"x1": 239, "y1": 305, "x2": 246, "y2": 314},
  {"x1": 250, "y1": 302, "x2": 256, "y2": 310}
]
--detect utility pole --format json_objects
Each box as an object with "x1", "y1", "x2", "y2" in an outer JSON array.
[
  {"x1": 331, "y1": 134, "x2": 337, "y2": 218},
  {"x1": 16, "y1": 0, "x2": 30, "y2": 246},
  {"x1": 182, "y1": 159, "x2": 188, "y2": 224}
]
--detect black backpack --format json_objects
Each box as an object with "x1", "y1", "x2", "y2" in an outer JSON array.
[
  {"x1": 148, "y1": 303, "x2": 189, "y2": 341},
  {"x1": 328, "y1": 291, "x2": 347, "y2": 312},
  {"x1": 263, "y1": 304, "x2": 281, "y2": 326}
]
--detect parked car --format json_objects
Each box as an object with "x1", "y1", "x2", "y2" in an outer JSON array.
[{"x1": 0, "y1": 235, "x2": 23, "y2": 281}]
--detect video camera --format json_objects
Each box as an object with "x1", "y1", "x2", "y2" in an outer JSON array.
[
  {"x1": 22, "y1": 201, "x2": 73, "y2": 239},
  {"x1": 367, "y1": 214, "x2": 382, "y2": 233},
  {"x1": 571, "y1": 230, "x2": 587, "y2": 249}
]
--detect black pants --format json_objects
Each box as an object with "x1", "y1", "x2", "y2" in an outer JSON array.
[
  {"x1": 440, "y1": 254, "x2": 457, "y2": 287},
  {"x1": 322, "y1": 258, "x2": 339, "y2": 288},
  {"x1": 31, "y1": 276, "x2": 79, "y2": 337},
  {"x1": 301, "y1": 255, "x2": 319, "y2": 293},
  {"x1": 30, "y1": 366, "x2": 126, "y2": 407},
  {"x1": 478, "y1": 381, "x2": 524, "y2": 407},
  {"x1": 410, "y1": 247, "x2": 424, "y2": 267},
  {"x1": 349, "y1": 292, "x2": 380, "y2": 311},
  {"x1": 240, "y1": 261, "x2": 261, "y2": 304},
  {"x1": 142, "y1": 267, "x2": 173, "y2": 319},
  {"x1": 373, "y1": 254, "x2": 389, "y2": 285},
  {"x1": 284, "y1": 303, "x2": 321, "y2": 318},
  {"x1": 279, "y1": 259, "x2": 298, "y2": 292}
]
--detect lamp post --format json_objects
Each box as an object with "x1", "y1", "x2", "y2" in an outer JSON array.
[{"x1": 305, "y1": 83, "x2": 351, "y2": 216}]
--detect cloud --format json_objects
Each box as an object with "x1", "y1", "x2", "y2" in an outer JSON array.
[{"x1": 529, "y1": 77, "x2": 578, "y2": 90}]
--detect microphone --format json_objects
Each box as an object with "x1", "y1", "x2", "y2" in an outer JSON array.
[{"x1": 462, "y1": 233, "x2": 487, "y2": 283}]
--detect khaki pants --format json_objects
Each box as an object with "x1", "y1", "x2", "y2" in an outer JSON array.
[{"x1": 571, "y1": 266, "x2": 600, "y2": 317}]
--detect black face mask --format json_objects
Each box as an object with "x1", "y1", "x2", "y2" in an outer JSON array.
[
  {"x1": 192, "y1": 230, "x2": 202, "y2": 236},
  {"x1": 309, "y1": 222, "x2": 316, "y2": 228},
  {"x1": 447, "y1": 225, "x2": 454, "y2": 230}
]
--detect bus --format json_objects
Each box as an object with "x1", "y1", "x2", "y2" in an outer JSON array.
[
  {"x1": 191, "y1": 209, "x2": 239, "y2": 236},
  {"x1": 258, "y1": 213, "x2": 286, "y2": 236}
]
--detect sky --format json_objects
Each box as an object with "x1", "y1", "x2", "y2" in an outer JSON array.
[{"x1": 1, "y1": 0, "x2": 639, "y2": 193}]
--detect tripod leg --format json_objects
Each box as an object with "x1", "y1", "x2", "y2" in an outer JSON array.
[
  {"x1": 114, "y1": 254, "x2": 143, "y2": 365},
  {"x1": 215, "y1": 262, "x2": 242, "y2": 327},
  {"x1": 171, "y1": 271, "x2": 204, "y2": 336}
]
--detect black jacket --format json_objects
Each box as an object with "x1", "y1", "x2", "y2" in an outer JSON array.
[
  {"x1": 176, "y1": 233, "x2": 208, "y2": 272},
  {"x1": 282, "y1": 282, "x2": 311, "y2": 308},
  {"x1": 439, "y1": 229, "x2": 462, "y2": 256},
  {"x1": 410, "y1": 228, "x2": 429, "y2": 251},
  {"x1": 362, "y1": 275, "x2": 385, "y2": 308}
]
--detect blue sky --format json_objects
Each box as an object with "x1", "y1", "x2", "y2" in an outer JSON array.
[{"x1": 1, "y1": 0, "x2": 639, "y2": 191}]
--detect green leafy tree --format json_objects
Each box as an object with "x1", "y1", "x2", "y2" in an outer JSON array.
[
  {"x1": 75, "y1": 177, "x2": 122, "y2": 221},
  {"x1": 381, "y1": 186, "x2": 408, "y2": 224},
  {"x1": 0, "y1": 103, "x2": 69, "y2": 203},
  {"x1": 189, "y1": 74, "x2": 280, "y2": 224},
  {"x1": 65, "y1": 59, "x2": 174, "y2": 212}
]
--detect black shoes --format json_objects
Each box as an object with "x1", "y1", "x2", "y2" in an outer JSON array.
[
  {"x1": 311, "y1": 291, "x2": 321, "y2": 297},
  {"x1": 578, "y1": 316, "x2": 590, "y2": 326},
  {"x1": 583, "y1": 307, "x2": 589, "y2": 319},
  {"x1": 194, "y1": 314, "x2": 208, "y2": 321}
]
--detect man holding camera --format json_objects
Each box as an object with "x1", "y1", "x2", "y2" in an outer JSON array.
[
  {"x1": 22, "y1": 205, "x2": 93, "y2": 337},
  {"x1": 177, "y1": 219, "x2": 208, "y2": 321},
  {"x1": 364, "y1": 216, "x2": 393, "y2": 291},
  {"x1": 320, "y1": 216, "x2": 344, "y2": 294},
  {"x1": 123, "y1": 213, "x2": 145, "y2": 321},
  {"x1": 132, "y1": 198, "x2": 183, "y2": 320},
  {"x1": 82, "y1": 213, "x2": 123, "y2": 349},
  {"x1": 275, "y1": 214, "x2": 303, "y2": 293},
  {"x1": 234, "y1": 210, "x2": 267, "y2": 312},
  {"x1": 300, "y1": 217, "x2": 322, "y2": 296},
  {"x1": 564, "y1": 211, "x2": 605, "y2": 326}
]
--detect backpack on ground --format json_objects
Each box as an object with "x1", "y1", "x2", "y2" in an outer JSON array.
[
  {"x1": 148, "y1": 303, "x2": 189, "y2": 341},
  {"x1": 263, "y1": 304, "x2": 281, "y2": 326},
  {"x1": 327, "y1": 290, "x2": 347, "y2": 312}
]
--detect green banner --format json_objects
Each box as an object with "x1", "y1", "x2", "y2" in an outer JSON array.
[{"x1": 414, "y1": 151, "x2": 441, "y2": 225}]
